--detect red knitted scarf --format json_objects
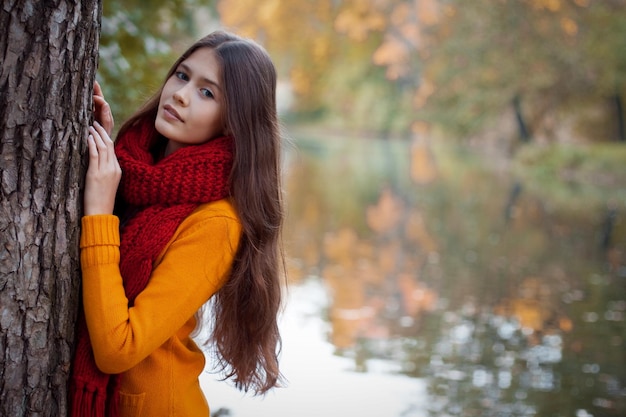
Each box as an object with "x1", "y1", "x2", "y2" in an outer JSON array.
[{"x1": 70, "y1": 120, "x2": 234, "y2": 417}]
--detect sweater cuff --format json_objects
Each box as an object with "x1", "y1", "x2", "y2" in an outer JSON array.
[{"x1": 80, "y1": 215, "x2": 120, "y2": 266}]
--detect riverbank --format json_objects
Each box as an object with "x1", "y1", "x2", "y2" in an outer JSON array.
[
  {"x1": 286, "y1": 123, "x2": 626, "y2": 212},
  {"x1": 512, "y1": 142, "x2": 626, "y2": 211}
]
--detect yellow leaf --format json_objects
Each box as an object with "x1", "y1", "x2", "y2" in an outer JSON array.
[
  {"x1": 410, "y1": 139, "x2": 438, "y2": 185},
  {"x1": 366, "y1": 188, "x2": 404, "y2": 233},
  {"x1": 373, "y1": 36, "x2": 410, "y2": 79},
  {"x1": 417, "y1": 0, "x2": 440, "y2": 26},
  {"x1": 413, "y1": 79, "x2": 435, "y2": 109},
  {"x1": 323, "y1": 228, "x2": 359, "y2": 264},
  {"x1": 406, "y1": 211, "x2": 438, "y2": 251},
  {"x1": 391, "y1": 3, "x2": 411, "y2": 27},
  {"x1": 378, "y1": 242, "x2": 401, "y2": 274},
  {"x1": 559, "y1": 316, "x2": 574, "y2": 332},
  {"x1": 560, "y1": 17, "x2": 578, "y2": 36},
  {"x1": 530, "y1": 0, "x2": 561, "y2": 11},
  {"x1": 290, "y1": 67, "x2": 311, "y2": 95}
]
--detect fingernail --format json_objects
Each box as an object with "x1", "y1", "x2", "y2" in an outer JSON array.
[{"x1": 94, "y1": 121, "x2": 100, "y2": 127}]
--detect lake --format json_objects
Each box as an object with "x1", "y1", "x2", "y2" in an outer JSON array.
[{"x1": 201, "y1": 133, "x2": 626, "y2": 417}]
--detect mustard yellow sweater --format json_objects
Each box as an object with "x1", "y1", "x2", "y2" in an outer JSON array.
[{"x1": 80, "y1": 199, "x2": 241, "y2": 417}]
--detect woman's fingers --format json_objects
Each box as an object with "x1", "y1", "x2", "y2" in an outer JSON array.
[
  {"x1": 87, "y1": 134, "x2": 99, "y2": 164},
  {"x1": 85, "y1": 121, "x2": 121, "y2": 215},
  {"x1": 93, "y1": 81, "x2": 114, "y2": 135},
  {"x1": 89, "y1": 125, "x2": 108, "y2": 166},
  {"x1": 92, "y1": 120, "x2": 111, "y2": 141},
  {"x1": 93, "y1": 96, "x2": 114, "y2": 135},
  {"x1": 94, "y1": 121, "x2": 120, "y2": 172},
  {"x1": 94, "y1": 80, "x2": 104, "y2": 97}
]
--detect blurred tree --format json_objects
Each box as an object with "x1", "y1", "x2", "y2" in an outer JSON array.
[
  {"x1": 577, "y1": 0, "x2": 626, "y2": 141},
  {"x1": 219, "y1": 0, "x2": 413, "y2": 135},
  {"x1": 0, "y1": 1, "x2": 101, "y2": 416},
  {"x1": 413, "y1": 0, "x2": 626, "y2": 140},
  {"x1": 220, "y1": 0, "x2": 626, "y2": 142},
  {"x1": 98, "y1": 0, "x2": 214, "y2": 124},
  {"x1": 219, "y1": 0, "x2": 342, "y2": 113},
  {"x1": 349, "y1": 0, "x2": 626, "y2": 140}
]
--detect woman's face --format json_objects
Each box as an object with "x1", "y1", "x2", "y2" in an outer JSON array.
[{"x1": 155, "y1": 48, "x2": 225, "y2": 156}]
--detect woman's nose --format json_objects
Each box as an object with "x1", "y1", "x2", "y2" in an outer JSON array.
[{"x1": 173, "y1": 86, "x2": 190, "y2": 106}]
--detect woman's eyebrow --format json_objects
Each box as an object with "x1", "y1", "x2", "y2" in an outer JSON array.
[{"x1": 179, "y1": 62, "x2": 222, "y2": 92}]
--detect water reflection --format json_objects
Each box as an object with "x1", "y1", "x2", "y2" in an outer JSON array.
[{"x1": 283, "y1": 133, "x2": 626, "y2": 417}]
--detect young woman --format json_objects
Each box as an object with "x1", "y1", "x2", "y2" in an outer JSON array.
[{"x1": 70, "y1": 30, "x2": 285, "y2": 417}]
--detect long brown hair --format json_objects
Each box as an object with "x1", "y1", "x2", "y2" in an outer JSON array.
[{"x1": 116, "y1": 30, "x2": 285, "y2": 394}]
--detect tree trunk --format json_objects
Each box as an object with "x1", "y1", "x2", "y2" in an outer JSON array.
[
  {"x1": 614, "y1": 93, "x2": 625, "y2": 142},
  {"x1": 0, "y1": 1, "x2": 101, "y2": 416},
  {"x1": 512, "y1": 95, "x2": 531, "y2": 142}
]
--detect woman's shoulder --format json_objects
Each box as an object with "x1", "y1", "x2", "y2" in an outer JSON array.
[
  {"x1": 173, "y1": 198, "x2": 241, "y2": 240},
  {"x1": 160, "y1": 198, "x2": 241, "y2": 257},
  {"x1": 188, "y1": 198, "x2": 239, "y2": 222},
  {"x1": 155, "y1": 198, "x2": 241, "y2": 268}
]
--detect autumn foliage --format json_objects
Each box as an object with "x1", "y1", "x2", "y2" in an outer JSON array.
[{"x1": 219, "y1": 0, "x2": 626, "y2": 141}]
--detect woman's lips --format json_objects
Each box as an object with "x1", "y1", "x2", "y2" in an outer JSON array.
[{"x1": 163, "y1": 104, "x2": 183, "y2": 122}]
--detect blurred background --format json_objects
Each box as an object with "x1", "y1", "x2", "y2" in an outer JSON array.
[{"x1": 98, "y1": 1, "x2": 626, "y2": 416}]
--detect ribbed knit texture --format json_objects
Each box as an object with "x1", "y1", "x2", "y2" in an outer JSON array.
[
  {"x1": 80, "y1": 215, "x2": 121, "y2": 266},
  {"x1": 70, "y1": 119, "x2": 233, "y2": 417}
]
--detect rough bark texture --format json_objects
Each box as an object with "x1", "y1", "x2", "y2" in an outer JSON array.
[{"x1": 0, "y1": 1, "x2": 101, "y2": 416}]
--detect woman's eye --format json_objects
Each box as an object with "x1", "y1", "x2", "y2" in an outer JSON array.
[
  {"x1": 200, "y1": 88, "x2": 214, "y2": 99},
  {"x1": 175, "y1": 71, "x2": 189, "y2": 81}
]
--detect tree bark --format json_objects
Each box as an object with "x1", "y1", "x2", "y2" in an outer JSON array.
[{"x1": 0, "y1": 1, "x2": 101, "y2": 416}]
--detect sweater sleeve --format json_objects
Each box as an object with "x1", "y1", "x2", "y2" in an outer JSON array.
[{"x1": 80, "y1": 203, "x2": 241, "y2": 374}]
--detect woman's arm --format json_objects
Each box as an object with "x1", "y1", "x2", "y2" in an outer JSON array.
[{"x1": 80, "y1": 204, "x2": 241, "y2": 374}]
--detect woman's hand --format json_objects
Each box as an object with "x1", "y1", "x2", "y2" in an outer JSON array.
[
  {"x1": 84, "y1": 121, "x2": 121, "y2": 215},
  {"x1": 93, "y1": 81, "x2": 114, "y2": 136}
]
